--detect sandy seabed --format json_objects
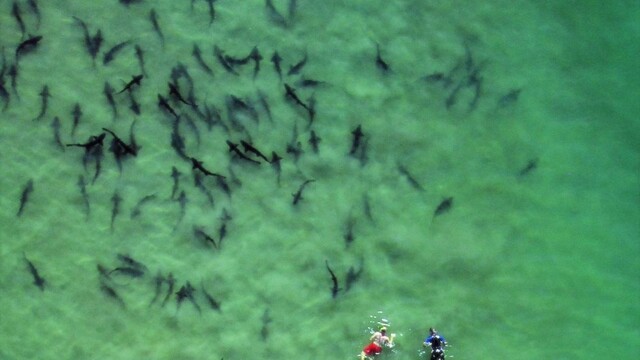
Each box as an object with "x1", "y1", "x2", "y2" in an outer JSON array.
[{"x1": 0, "y1": 1, "x2": 638, "y2": 359}]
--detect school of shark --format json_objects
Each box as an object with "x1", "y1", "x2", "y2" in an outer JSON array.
[{"x1": 2, "y1": 1, "x2": 534, "y2": 357}]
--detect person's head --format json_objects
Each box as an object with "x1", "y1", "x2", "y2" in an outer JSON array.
[
  {"x1": 429, "y1": 327, "x2": 436, "y2": 336},
  {"x1": 380, "y1": 326, "x2": 387, "y2": 334}
]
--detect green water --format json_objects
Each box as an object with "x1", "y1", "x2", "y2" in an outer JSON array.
[{"x1": 0, "y1": 1, "x2": 638, "y2": 359}]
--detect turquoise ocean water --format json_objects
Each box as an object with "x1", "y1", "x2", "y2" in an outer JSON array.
[{"x1": 0, "y1": 1, "x2": 638, "y2": 359}]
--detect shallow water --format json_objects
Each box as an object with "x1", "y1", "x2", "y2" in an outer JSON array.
[{"x1": 0, "y1": 1, "x2": 638, "y2": 359}]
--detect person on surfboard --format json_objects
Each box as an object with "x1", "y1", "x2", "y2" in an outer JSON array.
[
  {"x1": 359, "y1": 326, "x2": 395, "y2": 359},
  {"x1": 423, "y1": 327, "x2": 447, "y2": 359}
]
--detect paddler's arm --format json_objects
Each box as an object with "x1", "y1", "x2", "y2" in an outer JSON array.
[{"x1": 387, "y1": 333, "x2": 396, "y2": 347}]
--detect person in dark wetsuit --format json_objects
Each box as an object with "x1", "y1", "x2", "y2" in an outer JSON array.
[{"x1": 423, "y1": 327, "x2": 447, "y2": 359}]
